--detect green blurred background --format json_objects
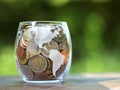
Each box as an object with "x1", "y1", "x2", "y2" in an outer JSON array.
[{"x1": 0, "y1": 0, "x2": 120, "y2": 75}]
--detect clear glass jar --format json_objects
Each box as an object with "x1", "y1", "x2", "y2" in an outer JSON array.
[{"x1": 15, "y1": 21, "x2": 72, "y2": 83}]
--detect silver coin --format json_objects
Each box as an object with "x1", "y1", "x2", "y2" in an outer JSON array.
[
  {"x1": 19, "y1": 65, "x2": 34, "y2": 79},
  {"x1": 51, "y1": 25, "x2": 65, "y2": 43},
  {"x1": 41, "y1": 48, "x2": 50, "y2": 58},
  {"x1": 28, "y1": 55, "x2": 47, "y2": 73},
  {"x1": 43, "y1": 40, "x2": 59, "y2": 50},
  {"x1": 27, "y1": 39, "x2": 40, "y2": 57},
  {"x1": 59, "y1": 41, "x2": 69, "y2": 52},
  {"x1": 53, "y1": 33, "x2": 65, "y2": 43}
]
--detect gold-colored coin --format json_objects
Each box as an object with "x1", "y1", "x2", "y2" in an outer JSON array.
[
  {"x1": 18, "y1": 55, "x2": 29, "y2": 65},
  {"x1": 23, "y1": 27, "x2": 33, "y2": 41},
  {"x1": 21, "y1": 24, "x2": 32, "y2": 29},
  {"x1": 28, "y1": 55, "x2": 47, "y2": 73},
  {"x1": 16, "y1": 41, "x2": 29, "y2": 65},
  {"x1": 19, "y1": 65, "x2": 34, "y2": 79}
]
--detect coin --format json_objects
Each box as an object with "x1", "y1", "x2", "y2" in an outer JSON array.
[
  {"x1": 18, "y1": 55, "x2": 29, "y2": 65},
  {"x1": 48, "y1": 74, "x2": 55, "y2": 80},
  {"x1": 34, "y1": 71, "x2": 55, "y2": 80},
  {"x1": 21, "y1": 24, "x2": 32, "y2": 29},
  {"x1": 27, "y1": 39, "x2": 40, "y2": 57},
  {"x1": 23, "y1": 27, "x2": 33, "y2": 41},
  {"x1": 28, "y1": 55, "x2": 47, "y2": 73},
  {"x1": 56, "y1": 65, "x2": 66, "y2": 77},
  {"x1": 53, "y1": 34, "x2": 65, "y2": 43},
  {"x1": 51, "y1": 25, "x2": 66, "y2": 43},
  {"x1": 46, "y1": 70, "x2": 55, "y2": 80},
  {"x1": 59, "y1": 41, "x2": 69, "y2": 52},
  {"x1": 41, "y1": 48, "x2": 49, "y2": 58},
  {"x1": 34, "y1": 72, "x2": 50, "y2": 80},
  {"x1": 60, "y1": 50, "x2": 68, "y2": 64},
  {"x1": 24, "y1": 26, "x2": 32, "y2": 29},
  {"x1": 16, "y1": 45, "x2": 26, "y2": 59},
  {"x1": 46, "y1": 69, "x2": 52, "y2": 75},
  {"x1": 45, "y1": 59, "x2": 55, "y2": 80},
  {"x1": 51, "y1": 25, "x2": 63, "y2": 32},
  {"x1": 20, "y1": 37, "x2": 28, "y2": 48},
  {"x1": 19, "y1": 65, "x2": 34, "y2": 79},
  {"x1": 43, "y1": 40, "x2": 59, "y2": 50},
  {"x1": 16, "y1": 40, "x2": 29, "y2": 65},
  {"x1": 46, "y1": 58, "x2": 52, "y2": 70}
]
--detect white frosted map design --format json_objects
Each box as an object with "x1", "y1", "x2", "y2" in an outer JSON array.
[
  {"x1": 49, "y1": 49, "x2": 64, "y2": 76},
  {"x1": 27, "y1": 26, "x2": 64, "y2": 76},
  {"x1": 31, "y1": 26, "x2": 59, "y2": 49}
]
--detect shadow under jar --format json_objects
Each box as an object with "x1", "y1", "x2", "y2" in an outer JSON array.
[{"x1": 15, "y1": 21, "x2": 72, "y2": 83}]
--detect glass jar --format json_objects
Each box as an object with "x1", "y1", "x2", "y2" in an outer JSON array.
[{"x1": 15, "y1": 21, "x2": 72, "y2": 83}]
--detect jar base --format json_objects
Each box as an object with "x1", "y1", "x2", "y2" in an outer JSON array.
[{"x1": 23, "y1": 79, "x2": 63, "y2": 84}]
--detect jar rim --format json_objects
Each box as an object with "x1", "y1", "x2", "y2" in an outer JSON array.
[{"x1": 20, "y1": 21, "x2": 67, "y2": 24}]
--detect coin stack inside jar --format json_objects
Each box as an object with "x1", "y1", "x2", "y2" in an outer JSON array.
[{"x1": 16, "y1": 24, "x2": 69, "y2": 80}]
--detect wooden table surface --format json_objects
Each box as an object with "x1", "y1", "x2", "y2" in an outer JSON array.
[{"x1": 0, "y1": 73, "x2": 120, "y2": 90}]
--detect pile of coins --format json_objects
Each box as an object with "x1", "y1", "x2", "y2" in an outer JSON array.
[{"x1": 16, "y1": 24, "x2": 69, "y2": 80}]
